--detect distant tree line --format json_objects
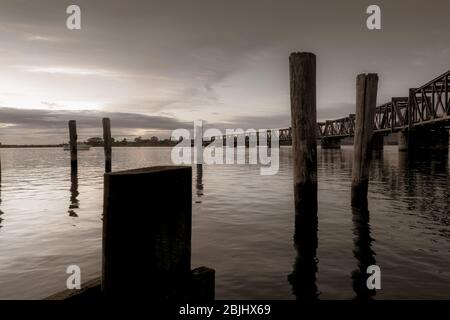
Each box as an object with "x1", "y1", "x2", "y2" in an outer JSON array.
[{"x1": 85, "y1": 136, "x2": 177, "y2": 147}]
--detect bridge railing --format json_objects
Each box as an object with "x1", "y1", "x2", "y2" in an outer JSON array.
[
  {"x1": 410, "y1": 70, "x2": 450, "y2": 126},
  {"x1": 374, "y1": 97, "x2": 409, "y2": 132}
]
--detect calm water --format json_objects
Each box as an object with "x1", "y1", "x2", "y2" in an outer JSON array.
[{"x1": 0, "y1": 146, "x2": 449, "y2": 300}]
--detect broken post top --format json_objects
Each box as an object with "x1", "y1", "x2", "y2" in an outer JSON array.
[
  {"x1": 102, "y1": 118, "x2": 111, "y2": 127},
  {"x1": 289, "y1": 53, "x2": 316, "y2": 74},
  {"x1": 356, "y1": 73, "x2": 379, "y2": 83},
  {"x1": 289, "y1": 52, "x2": 316, "y2": 60},
  {"x1": 357, "y1": 73, "x2": 378, "y2": 77},
  {"x1": 68, "y1": 120, "x2": 77, "y2": 131}
]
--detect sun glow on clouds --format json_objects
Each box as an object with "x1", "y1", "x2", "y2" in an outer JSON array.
[
  {"x1": 17, "y1": 66, "x2": 122, "y2": 78},
  {"x1": 0, "y1": 123, "x2": 16, "y2": 129},
  {"x1": 26, "y1": 35, "x2": 59, "y2": 42},
  {"x1": 0, "y1": 91, "x2": 102, "y2": 111}
]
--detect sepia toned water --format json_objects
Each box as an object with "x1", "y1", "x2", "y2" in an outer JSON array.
[{"x1": 0, "y1": 146, "x2": 449, "y2": 299}]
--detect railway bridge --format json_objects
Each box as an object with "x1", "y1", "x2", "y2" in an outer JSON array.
[
  {"x1": 207, "y1": 70, "x2": 450, "y2": 152},
  {"x1": 276, "y1": 70, "x2": 450, "y2": 151}
]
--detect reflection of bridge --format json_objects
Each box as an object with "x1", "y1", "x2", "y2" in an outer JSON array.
[{"x1": 279, "y1": 70, "x2": 450, "y2": 150}]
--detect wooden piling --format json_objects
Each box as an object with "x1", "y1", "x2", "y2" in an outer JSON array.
[
  {"x1": 351, "y1": 74, "x2": 379, "y2": 207},
  {"x1": 289, "y1": 52, "x2": 318, "y2": 219},
  {"x1": 68, "y1": 120, "x2": 77, "y2": 171},
  {"x1": 46, "y1": 166, "x2": 214, "y2": 301},
  {"x1": 288, "y1": 53, "x2": 319, "y2": 300},
  {"x1": 102, "y1": 166, "x2": 193, "y2": 300},
  {"x1": 102, "y1": 118, "x2": 112, "y2": 173}
]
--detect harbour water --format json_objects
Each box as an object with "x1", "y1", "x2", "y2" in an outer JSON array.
[{"x1": 0, "y1": 146, "x2": 449, "y2": 299}]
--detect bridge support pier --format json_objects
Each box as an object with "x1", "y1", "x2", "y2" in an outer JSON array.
[
  {"x1": 398, "y1": 130, "x2": 409, "y2": 152},
  {"x1": 321, "y1": 137, "x2": 341, "y2": 149},
  {"x1": 371, "y1": 134, "x2": 384, "y2": 151},
  {"x1": 399, "y1": 127, "x2": 449, "y2": 152}
]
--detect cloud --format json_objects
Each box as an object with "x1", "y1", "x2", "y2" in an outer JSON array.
[
  {"x1": 0, "y1": 106, "x2": 192, "y2": 144},
  {"x1": 15, "y1": 65, "x2": 124, "y2": 78},
  {"x1": 26, "y1": 35, "x2": 60, "y2": 42},
  {"x1": 0, "y1": 106, "x2": 190, "y2": 129}
]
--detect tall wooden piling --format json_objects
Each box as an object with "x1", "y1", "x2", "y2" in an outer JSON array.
[
  {"x1": 68, "y1": 120, "x2": 78, "y2": 171},
  {"x1": 102, "y1": 166, "x2": 193, "y2": 299},
  {"x1": 289, "y1": 52, "x2": 318, "y2": 220},
  {"x1": 102, "y1": 118, "x2": 112, "y2": 173},
  {"x1": 351, "y1": 74, "x2": 379, "y2": 207}
]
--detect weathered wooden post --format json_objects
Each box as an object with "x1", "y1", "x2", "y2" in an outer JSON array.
[
  {"x1": 102, "y1": 118, "x2": 112, "y2": 173},
  {"x1": 68, "y1": 120, "x2": 77, "y2": 172},
  {"x1": 45, "y1": 167, "x2": 214, "y2": 301},
  {"x1": 288, "y1": 52, "x2": 319, "y2": 300},
  {"x1": 102, "y1": 166, "x2": 214, "y2": 300},
  {"x1": 351, "y1": 74, "x2": 379, "y2": 207},
  {"x1": 289, "y1": 52, "x2": 318, "y2": 220}
]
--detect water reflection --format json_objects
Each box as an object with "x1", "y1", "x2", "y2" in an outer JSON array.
[
  {"x1": 68, "y1": 170, "x2": 79, "y2": 217},
  {"x1": 195, "y1": 164, "x2": 204, "y2": 203},
  {"x1": 0, "y1": 146, "x2": 449, "y2": 299},
  {"x1": 397, "y1": 150, "x2": 450, "y2": 233},
  {"x1": 0, "y1": 183, "x2": 3, "y2": 230},
  {"x1": 351, "y1": 205, "x2": 376, "y2": 300},
  {"x1": 288, "y1": 213, "x2": 319, "y2": 301}
]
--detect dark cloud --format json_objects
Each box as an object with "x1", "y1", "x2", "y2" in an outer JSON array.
[
  {"x1": 0, "y1": 106, "x2": 191, "y2": 143},
  {"x1": 0, "y1": 106, "x2": 188, "y2": 129}
]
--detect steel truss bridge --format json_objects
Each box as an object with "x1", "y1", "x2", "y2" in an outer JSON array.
[
  {"x1": 276, "y1": 70, "x2": 450, "y2": 142},
  {"x1": 208, "y1": 71, "x2": 449, "y2": 148}
]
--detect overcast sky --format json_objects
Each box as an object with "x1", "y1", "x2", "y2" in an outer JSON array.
[{"x1": 0, "y1": 0, "x2": 449, "y2": 144}]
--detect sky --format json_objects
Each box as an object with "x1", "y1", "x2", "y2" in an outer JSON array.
[{"x1": 0, "y1": 0, "x2": 449, "y2": 144}]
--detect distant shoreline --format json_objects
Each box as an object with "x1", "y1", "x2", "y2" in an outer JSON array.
[
  {"x1": 0, "y1": 142, "x2": 400, "y2": 148},
  {"x1": 0, "y1": 145, "x2": 176, "y2": 148}
]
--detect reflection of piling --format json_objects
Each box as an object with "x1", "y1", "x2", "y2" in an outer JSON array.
[
  {"x1": 102, "y1": 166, "x2": 214, "y2": 300},
  {"x1": 102, "y1": 118, "x2": 112, "y2": 173},
  {"x1": 289, "y1": 52, "x2": 318, "y2": 219},
  {"x1": 351, "y1": 205, "x2": 376, "y2": 300},
  {"x1": 194, "y1": 120, "x2": 203, "y2": 164},
  {"x1": 0, "y1": 182, "x2": 3, "y2": 229},
  {"x1": 288, "y1": 215, "x2": 319, "y2": 300},
  {"x1": 68, "y1": 120, "x2": 78, "y2": 172},
  {"x1": 351, "y1": 74, "x2": 378, "y2": 207},
  {"x1": 196, "y1": 164, "x2": 203, "y2": 197},
  {"x1": 68, "y1": 169, "x2": 79, "y2": 217}
]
